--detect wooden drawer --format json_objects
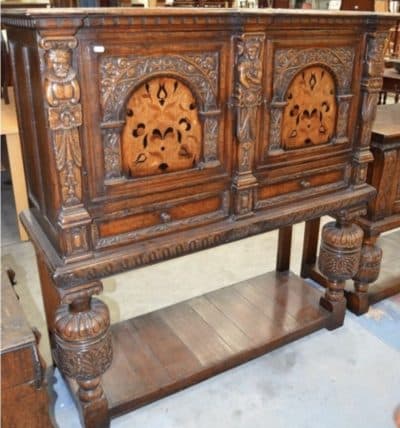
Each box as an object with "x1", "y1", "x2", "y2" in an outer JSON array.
[
  {"x1": 92, "y1": 191, "x2": 229, "y2": 250},
  {"x1": 256, "y1": 164, "x2": 350, "y2": 209}
]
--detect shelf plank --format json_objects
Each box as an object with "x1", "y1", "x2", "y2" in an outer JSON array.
[{"x1": 99, "y1": 271, "x2": 331, "y2": 418}]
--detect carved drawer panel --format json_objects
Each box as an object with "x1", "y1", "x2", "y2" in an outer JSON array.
[
  {"x1": 256, "y1": 164, "x2": 349, "y2": 209},
  {"x1": 92, "y1": 192, "x2": 229, "y2": 250}
]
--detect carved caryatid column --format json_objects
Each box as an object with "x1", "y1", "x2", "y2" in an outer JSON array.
[
  {"x1": 40, "y1": 37, "x2": 92, "y2": 262},
  {"x1": 353, "y1": 30, "x2": 388, "y2": 187},
  {"x1": 54, "y1": 281, "x2": 112, "y2": 428},
  {"x1": 318, "y1": 210, "x2": 364, "y2": 329},
  {"x1": 232, "y1": 33, "x2": 264, "y2": 218},
  {"x1": 349, "y1": 29, "x2": 388, "y2": 313}
]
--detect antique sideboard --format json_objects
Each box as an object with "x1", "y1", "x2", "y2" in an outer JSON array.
[{"x1": 3, "y1": 8, "x2": 398, "y2": 427}]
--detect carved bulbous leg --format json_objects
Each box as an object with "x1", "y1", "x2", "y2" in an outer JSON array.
[
  {"x1": 350, "y1": 235, "x2": 382, "y2": 315},
  {"x1": 53, "y1": 281, "x2": 112, "y2": 428},
  {"x1": 318, "y1": 218, "x2": 364, "y2": 330}
]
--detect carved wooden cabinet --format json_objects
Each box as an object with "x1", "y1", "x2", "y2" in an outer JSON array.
[{"x1": 3, "y1": 8, "x2": 397, "y2": 428}]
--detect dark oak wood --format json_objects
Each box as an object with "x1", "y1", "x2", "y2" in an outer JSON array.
[
  {"x1": 276, "y1": 225, "x2": 292, "y2": 272},
  {"x1": 95, "y1": 271, "x2": 330, "y2": 417},
  {"x1": 3, "y1": 8, "x2": 397, "y2": 427},
  {"x1": 1, "y1": 271, "x2": 53, "y2": 428}
]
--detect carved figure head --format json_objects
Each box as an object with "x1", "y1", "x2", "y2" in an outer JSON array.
[
  {"x1": 46, "y1": 49, "x2": 72, "y2": 79},
  {"x1": 243, "y1": 39, "x2": 261, "y2": 62}
]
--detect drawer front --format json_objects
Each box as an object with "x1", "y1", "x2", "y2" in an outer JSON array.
[
  {"x1": 92, "y1": 192, "x2": 229, "y2": 250},
  {"x1": 256, "y1": 164, "x2": 350, "y2": 209}
]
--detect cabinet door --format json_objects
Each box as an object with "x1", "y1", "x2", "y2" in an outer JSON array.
[
  {"x1": 78, "y1": 32, "x2": 232, "y2": 250},
  {"x1": 254, "y1": 37, "x2": 361, "y2": 210}
]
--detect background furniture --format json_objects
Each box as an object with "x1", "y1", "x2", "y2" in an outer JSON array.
[
  {"x1": 1, "y1": 90, "x2": 29, "y2": 241},
  {"x1": 4, "y1": 8, "x2": 396, "y2": 428},
  {"x1": 302, "y1": 103, "x2": 400, "y2": 314},
  {"x1": 379, "y1": 67, "x2": 400, "y2": 103},
  {"x1": 1, "y1": 270, "x2": 52, "y2": 428}
]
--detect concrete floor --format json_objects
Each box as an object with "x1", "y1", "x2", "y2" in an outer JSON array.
[{"x1": 2, "y1": 177, "x2": 400, "y2": 428}]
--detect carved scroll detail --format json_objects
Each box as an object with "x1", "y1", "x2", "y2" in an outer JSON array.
[
  {"x1": 274, "y1": 47, "x2": 354, "y2": 97},
  {"x1": 41, "y1": 37, "x2": 83, "y2": 206},
  {"x1": 122, "y1": 77, "x2": 202, "y2": 177},
  {"x1": 100, "y1": 53, "x2": 220, "y2": 178},
  {"x1": 103, "y1": 129, "x2": 122, "y2": 180},
  {"x1": 282, "y1": 66, "x2": 337, "y2": 150}
]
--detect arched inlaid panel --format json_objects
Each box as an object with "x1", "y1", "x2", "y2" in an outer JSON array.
[
  {"x1": 121, "y1": 77, "x2": 202, "y2": 177},
  {"x1": 281, "y1": 66, "x2": 337, "y2": 150}
]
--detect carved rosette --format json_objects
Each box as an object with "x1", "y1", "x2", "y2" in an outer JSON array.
[
  {"x1": 353, "y1": 241, "x2": 382, "y2": 293},
  {"x1": 232, "y1": 33, "x2": 265, "y2": 218},
  {"x1": 318, "y1": 220, "x2": 363, "y2": 301},
  {"x1": 353, "y1": 31, "x2": 388, "y2": 186},
  {"x1": 100, "y1": 53, "x2": 220, "y2": 179},
  {"x1": 268, "y1": 47, "x2": 355, "y2": 157}
]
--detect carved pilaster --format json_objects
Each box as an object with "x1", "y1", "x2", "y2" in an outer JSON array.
[
  {"x1": 40, "y1": 37, "x2": 92, "y2": 262},
  {"x1": 232, "y1": 33, "x2": 264, "y2": 218},
  {"x1": 353, "y1": 31, "x2": 388, "y2": 186},
  {"x1": 318, "y1": 212, "x2": 363, "y2": 329},
  {"x1": 54, "y1": 281, "x2": 112, "y2": 427}
]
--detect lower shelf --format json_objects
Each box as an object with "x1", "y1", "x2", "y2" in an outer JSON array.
[{"x1": 71, "y1": 271, "x2": 332, "y2": 419}]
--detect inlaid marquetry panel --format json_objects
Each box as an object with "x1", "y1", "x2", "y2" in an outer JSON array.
[
  {"x1": 281, "y1": 66, "x2": 337, "y2": 150},
  {"x1": 121, "y1": 77, "x2": 202, "y2": 177}
]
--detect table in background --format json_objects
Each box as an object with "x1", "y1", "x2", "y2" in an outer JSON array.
[{"x1": 1, "y1": 90, "x2": 29, "y2": 241}]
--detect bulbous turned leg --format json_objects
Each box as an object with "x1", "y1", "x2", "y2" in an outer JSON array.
[
  {"x1": 350, "y1": 235, "x2": 382, "y2": 315},
  {"x1": 318, "y1": 217, "x2": 364, "y2": 330},
  {"x1": 53, "y1": 281, "x2": 112, "y2": 428}
]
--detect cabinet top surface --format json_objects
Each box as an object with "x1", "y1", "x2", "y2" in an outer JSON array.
[{"x1": 2, "y1": 7, "x2": 399, "y2": 18}]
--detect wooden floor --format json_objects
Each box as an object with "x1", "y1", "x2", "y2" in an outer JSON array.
[{"x1": 100, "y1": 271, "x2": 331, "y2": 418}]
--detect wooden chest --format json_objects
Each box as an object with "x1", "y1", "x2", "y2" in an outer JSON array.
[
  {"x1": 1, "y1": 272, "x2": 52, "y2": 428},
  {"x1": 3, "y1": 8, "x2": 397, "y2": 427}
]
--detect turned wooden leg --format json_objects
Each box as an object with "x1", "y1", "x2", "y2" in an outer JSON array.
[
  {"x1": 349, "y1": 235, "x2": 382, "y2": 315},
  {"x1": 276, "y1": 225, "x2": 292, "y2": 273},
  {"x1": 318, "y1": 215, "x2": 363, "y2": 330},
  {"x1": 53, "y1": 281, "x2": 112, "y2": 428}
]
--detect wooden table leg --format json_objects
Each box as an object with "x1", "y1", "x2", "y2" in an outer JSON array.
[
  {"x1": 318, "y1": 213, "x2": 364, "y2": 330},
  {"x1": 5, "y1": 132, "x2": 28, "y2": 241},
  {"x1": 276, "y1": 225, "x2": 292, "y2": 273},
  {"x1": 54, "y1": 281, "x2": 112, "y2": 428},
  {"x1": 300, "y1": 218, "x2": 320, "y2": 278}
]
